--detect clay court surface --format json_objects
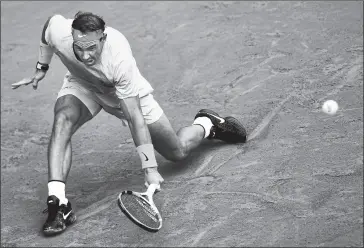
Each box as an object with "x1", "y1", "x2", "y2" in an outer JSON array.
[{"x1": 1, "y1": 1, "x2": 363, "y2": 247}]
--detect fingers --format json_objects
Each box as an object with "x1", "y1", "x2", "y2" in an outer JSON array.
[
  {"x1": 32, "y1": 79, "x2": 39, "y2": 90},
  {"x1": 11, "y1": 78, "x2": 33, "y2": 90},
  {"x1": 146, "y1": 182, "x2": 161, "y2": 193},
  {"x1": 11, "y1": 82, "x2": 25, "y2": 89},
  {"x1": 144, "y1": 176, "x2": 164, "y2": 192},
  {"x1": 144, "y1": 168, "x2": 164, "y2": 192}
]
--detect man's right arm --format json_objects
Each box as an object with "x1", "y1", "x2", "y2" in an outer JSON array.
[
  {"x1": 38, "y1": 15, "x2": 56, "y2": 68},
  {"x1": 36, "y1": 15, "x2": 58, "y2": 72},
  {"x1": 11, "y1": 15, "x2": 56, "y2": 90},
  {"x1": 41, "y1": 16, "x2": 53, "y2": 45}
]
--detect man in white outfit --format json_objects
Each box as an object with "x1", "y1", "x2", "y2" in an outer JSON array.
[{"x1": 12, "y1": 11, "x2": 247, "y2": 236}]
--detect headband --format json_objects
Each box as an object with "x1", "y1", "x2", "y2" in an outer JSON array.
[
  {"x1": 73, "y1": 39, "x2": 100, "y2": 49},
  {"x1": 72, "y1": 29, "x2": 104, "y2": 49}
]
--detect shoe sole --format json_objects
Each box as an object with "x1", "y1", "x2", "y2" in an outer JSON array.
[{"x1": 43, "y1": 213, "x2": 77, "y2": 236}]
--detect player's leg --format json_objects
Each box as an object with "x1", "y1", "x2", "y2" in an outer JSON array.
[
  {"x1": 43, "y1": 79, "x2": 102, "y2": 236},
  {"x1": 48, "y1": 95, "x2": 94, "y2": 182},
  {"x1": 145, "y1": 95, "x2": 247, "y2": 161},
  {"x1": 97, "y1": 93, "x2": 246, "y2": 162},
  {"x1": 148, "y1": 113, "x2": 205, "y2": 161},
  {"x1": 148, "y1": 111, "x2": 247, "y2": 161},
  {"x1": 48, "y1": 77, "x2": 102, "y2": 184},
  {"x1": 98, "y1": 93, "x2": 206, "y2": 161}
]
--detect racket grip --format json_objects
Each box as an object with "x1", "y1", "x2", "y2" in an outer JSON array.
[
  {"x1": 145, "y1": 182, "x2": 161, "y2": 192},
  {"x1": 146, "y1": 183, "x2": 160, "y2": 196}
]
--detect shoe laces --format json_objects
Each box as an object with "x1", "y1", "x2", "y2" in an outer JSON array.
[
  {"x1": 43, "y1": 203, "x2": 68, "y2": 214},
  {"x1": 209, "y1": 126, "x2": 217, "y2": 138},
  {"x1": 43, "y1": 204, "x2": 60, "y2": 215}
]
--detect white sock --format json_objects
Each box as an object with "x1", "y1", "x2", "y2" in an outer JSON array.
[
  {"x1": 193, "y1": 117, "x2": 214, "y2": 138},
  {"x1": 48, "y1": 181, "x2": 68, "y2": 205}
]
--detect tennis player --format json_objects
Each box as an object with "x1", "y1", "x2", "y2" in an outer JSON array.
[{"x1": 12, "y1": 11, "x2": 247, "y2": 236}]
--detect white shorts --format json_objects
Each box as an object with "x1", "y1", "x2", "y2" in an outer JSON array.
[{"x1": 57, "y1": 75, "x2": 164, "y2": 125}]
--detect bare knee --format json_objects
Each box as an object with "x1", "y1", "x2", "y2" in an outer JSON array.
[
  {"x1": 52, "y1": 96, "x2": 92, "y2": 138},
  {"x1": 165, "y1": 144, "x2": 189, "y2": 162},
  {"x1": 148, "y1": 113, "x2": 190, "y2": 162},
  {"x1": 52, "y1": 111, "x2": 76, "y2": 138}
]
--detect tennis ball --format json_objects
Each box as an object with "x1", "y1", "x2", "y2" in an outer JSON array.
[{"x1": 322, "y1": 100, "x2": 339, "y2": 115}]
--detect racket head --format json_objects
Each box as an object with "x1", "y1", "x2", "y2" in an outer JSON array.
[{"x1": 117, "y1": 189, "x2": 162, "y2": 232}]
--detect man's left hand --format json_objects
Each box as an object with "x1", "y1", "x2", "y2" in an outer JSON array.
[{"x1": 144, "y1": 167, "x2": 164, "y2": 190}]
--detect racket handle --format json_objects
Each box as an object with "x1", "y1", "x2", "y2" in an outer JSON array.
[
  {"x1": 145, "y1": 182, "x2": 161, "y2": 192},
  {"x1": 146, "y1": 183, "x2": 160, "y2": 196}
]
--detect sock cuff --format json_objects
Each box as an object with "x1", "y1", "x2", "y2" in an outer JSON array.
[
  {"x1": 48, "y1": 180, "x2": 65, "y2": 183},
  {"x1": 48, "y1": 181, "x2": 66, "y2": 205},
  {"x1": 48, "y1": 181, "x2": 65, "y2": 188},
  {"x1": 193, "y1": 117, "x2": 213, "y2": 138}
]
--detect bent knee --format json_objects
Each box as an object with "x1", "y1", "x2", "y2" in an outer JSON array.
[{"x1": 166, "y1": 146, "x2": 188, "y2": 162}]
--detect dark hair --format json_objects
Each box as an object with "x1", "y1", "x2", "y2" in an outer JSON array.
[{"x1": 72, "y1": 11, "x2": 105, "y2": 33}]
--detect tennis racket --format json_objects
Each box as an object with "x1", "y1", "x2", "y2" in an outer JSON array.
[{"x1": 117, "y1": 183, "x2": 162, "y2": 232}]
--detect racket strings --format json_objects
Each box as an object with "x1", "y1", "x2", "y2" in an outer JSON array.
[{"x1": 120, "y1": 194, "x2": 160, "y2": 229}]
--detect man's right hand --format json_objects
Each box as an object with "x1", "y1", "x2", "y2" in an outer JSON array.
[{"x1": 12, "y1": 70, "x2": 47, "y2": 90}]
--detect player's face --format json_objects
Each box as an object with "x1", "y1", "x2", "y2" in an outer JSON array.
[{"x1": 72, "y1": 30, "x2": 106, "y2": 66}]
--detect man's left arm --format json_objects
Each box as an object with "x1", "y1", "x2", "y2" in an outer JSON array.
[
  {"x1": 118, "y1": 91, "x2": 164, "y2": 187},
  {"x1": 114, "y1": 53, "x2": 164, "y2": 186},
  {"x1": 120, "y1": 95, "x2": 151, "y2": 147}
]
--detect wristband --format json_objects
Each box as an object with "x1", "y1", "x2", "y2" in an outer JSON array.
[
  {"x1": 136, "y1": 144, "x2": 158, "y2": 169},
  {"x1": 38, "y1": 41, "x2": 54, "y2": 65},
  {"x1": 36, "y1": 62, "x2": 49, "y2": 71}
]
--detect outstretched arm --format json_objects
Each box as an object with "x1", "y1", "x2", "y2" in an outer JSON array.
[
  {"x1": 120, "y1": 95, "x2": 164, "y2": 187},
  {"x1": 12, "y1": 15, "x2": 55, "y2": 90},
  {"x1": 120, "y1": 95, "x2": 152, "y2": 147}
]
